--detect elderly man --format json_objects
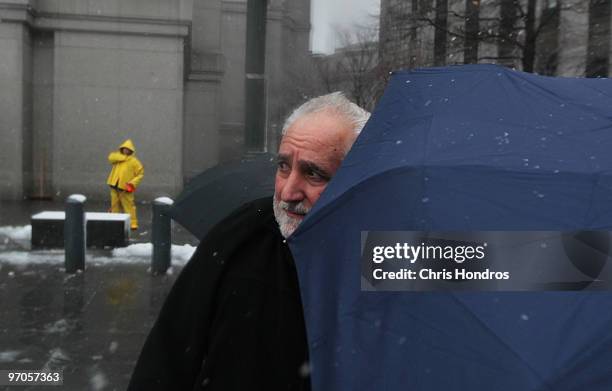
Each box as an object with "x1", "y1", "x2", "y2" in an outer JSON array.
[{"x1": 128, "y1": 92, "x2": 370, "y2": 391}]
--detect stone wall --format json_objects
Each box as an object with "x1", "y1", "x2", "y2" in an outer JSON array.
[
  {"x1": 0, "y1": 0, "x2": 311, "y2": 201},
  {"x1": 0, "y1": 4, "x2": 32, "y2": 200},
  {"x1": 0, "y1": 0, "x2": 190, "y2": 200}
]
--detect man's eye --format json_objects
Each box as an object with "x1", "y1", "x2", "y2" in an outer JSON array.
[
  {"x1": 277, "y1": 161, "x2": 290, "y2": 171},
  {"x1": 306, "y1": 170, "x2": 325, "y2": 182}
]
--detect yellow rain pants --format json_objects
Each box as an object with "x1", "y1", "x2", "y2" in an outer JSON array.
[{"x1": 110, "y1": 188, "x2": 139, "y2": 229}]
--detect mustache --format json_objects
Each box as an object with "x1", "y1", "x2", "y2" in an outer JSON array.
[{"x1": 279, "y1": 200, "x2": 310, "y2": 215}]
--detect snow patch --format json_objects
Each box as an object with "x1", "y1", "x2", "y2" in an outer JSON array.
[
  {"x1": 31, "y1": 212, "x2": 129, "y2": 221},
  {"x1": 154, "y1": 197, "x2": 174, "y2": 205},
  {"x1": 0, "y1": 251, "x2": 64, "y2": 265},
  {"x1": 0, "y1": 350, "x2": 21, "y2": 363},
  {"x1": 112, "y1": 243, "x2": 196, "y2": 265},
  {"x1": 42, "y1": 348, "x2": 70, "y2": 370},
  {"x1": 112, "y1": 243, "x2": 152, "y2": 258},
  {"x1": 45, "y1": 319, "x2": 74, "y2": 334},
  {"x1": 172, "y1": 244, "x2": 197, "y2": 264},
  {"x1": 0, "y1": 243, "x2": 195, "y2": 266},
  {"x1": 88, "y1": 254, "x2": 146, "y2": 265},
  {"x1": 67, "y1": 194, "x2": 87, "y2": 203},
  {"x1": 0, "y1": 225, "x2": 32, "y2": 241},
  {"x1": 108, "y1": 341, "x2": 118, "y2": 354},
  {"x1": 90, "y1": 369, "x2": 109, "y2": 391},
  {"x1": 86, "y1": 212, "x2": 129, "y2": 221},
  {"x1": 31, "y1": 212, "x2": 65, "y2": 220}
]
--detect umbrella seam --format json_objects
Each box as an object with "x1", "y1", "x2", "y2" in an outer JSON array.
[{"x1": 450, "y1": 293, "x2": 551, "y2": 389}]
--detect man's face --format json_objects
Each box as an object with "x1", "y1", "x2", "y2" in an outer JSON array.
[
  {"x1": 273, "y1": 110, "x2": 355, "y2": 238},
  {"x1": 120, "y1": 148, "x2": 133, "y2": 156}
]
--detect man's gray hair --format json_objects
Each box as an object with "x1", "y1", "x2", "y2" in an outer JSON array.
[{"x1": 281, "y1": 92, "x2": 370, "y2": 136}]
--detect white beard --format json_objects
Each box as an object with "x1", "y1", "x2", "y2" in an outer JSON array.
[{"x1": 273, "y1": 197, "x2": 310, "y2": 238}]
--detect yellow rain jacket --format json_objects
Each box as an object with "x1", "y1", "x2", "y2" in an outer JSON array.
[{"x1": 106, "y1": 139, "x2": 144, "y2": 191}]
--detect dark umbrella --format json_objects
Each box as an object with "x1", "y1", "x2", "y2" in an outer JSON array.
[
  {"x1": 289, "y1": 65, "x2": 612, "y2": 390},
  {"x1": 167, "y1": 153, "x2": 276, "y2": 239}
]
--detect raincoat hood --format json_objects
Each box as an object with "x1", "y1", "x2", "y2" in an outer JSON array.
[{"x1": 119, "y1": 139, "x2": 136, "y2": 152}]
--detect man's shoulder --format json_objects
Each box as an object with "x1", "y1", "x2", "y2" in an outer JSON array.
[
  {"x1": 189, "y1": 197, "x2": 280, "y2": 262},
  {"x1": 187, "y1": 196, "x2": 295, "y2": 297},
  {"x1": 211, "y1": 196, "x2": 274, "y2": 234}
]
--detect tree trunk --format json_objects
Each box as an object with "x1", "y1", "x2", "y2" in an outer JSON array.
[
  {"x1": 586, "y1": 0, "x2": 611, "y2": 77},
  {"x1": 522, "y1": 0, "x2": 537, "y2": 72},
  {"x1": 464, "y1": 0, "x2": 480, "y2": 64},
  {"x1": 499, "y1": 0, "x2": 518, "y2": 66},
  {"x1": 434, "y1": 0, "x2": 448, "y2": 66}
]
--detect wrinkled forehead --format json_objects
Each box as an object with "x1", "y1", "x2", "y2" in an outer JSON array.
[{"x1": 281, "y1": 110, "x2": 355, "y2": 153}]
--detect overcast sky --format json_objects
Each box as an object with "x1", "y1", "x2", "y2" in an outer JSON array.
[{"x1": 310, "y1": 0, "x2": 381, "y2": 54}]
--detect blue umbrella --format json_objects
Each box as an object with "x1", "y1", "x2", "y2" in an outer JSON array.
[{"x1": 289, "y1": 64, "x2": 612, "y2": 390}]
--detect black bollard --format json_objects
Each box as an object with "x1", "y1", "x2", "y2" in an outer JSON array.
[
  {"x1": 65, "y1": 194, "x2": 87, "y2": 273},
  {"x1": 152, "y1": 197, "x2": 173, "y2": 274}
]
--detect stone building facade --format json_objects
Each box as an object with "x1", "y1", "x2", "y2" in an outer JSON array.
[{"x1": 0, "y1": 0, "x2": 310, "y2": 201}]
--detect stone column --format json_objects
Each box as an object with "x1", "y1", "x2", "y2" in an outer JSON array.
[
  {"x1": 0, "y1": 1, "x2": 33, "y2": 200},
  {"x1": 182, "y1": 0, "x2": 223, "y2": 182}
]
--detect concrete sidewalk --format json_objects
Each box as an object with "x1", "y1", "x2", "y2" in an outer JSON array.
[
  {"x1": 0, "y1": 200, "x2": 199, "y2": 390},
  {"x1": 0, "y1": 262, "x2": 177, "y2": 391}
]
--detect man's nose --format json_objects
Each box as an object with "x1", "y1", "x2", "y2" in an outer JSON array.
[{"x1": 280, "y1": 171, "x2": 305, "y2": 202}]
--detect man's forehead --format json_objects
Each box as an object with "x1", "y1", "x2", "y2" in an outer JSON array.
[
  {"x1": 278, "y1": 133, "x2": 345, "y2": 164},
  {"x1": 282, "y1": 112, "x2": 353, "y2": 150},
  {"x1": 286, "y1": 110, "x2": 351, "y2": 135},
  {"x1": 276, "y1": 149, "x2": 338, "y2": 171}
]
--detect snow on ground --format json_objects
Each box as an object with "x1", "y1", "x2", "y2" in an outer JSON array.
[
  {"x1": 44, "y1": 319, "x2": 75, "y2": 334},
  {"x1": 0, "y1": 250, "x2": 64, "y2": 265},
  {"x1": 111, "y1": 243, "x2": 153, "y2": 258},
  {"x1": 89, "y1": 367, "x2": 109, "y2": 391},
  {"x1": 42, "y1": 348, "x2": 70, "y2": 370},
  {"x1": 171, "y1": 244, "x2": 197, "y2": 263},
  {"x1": 108, "y1": 341, "x2": 119, "y2": 354},
  {"x1": 111, "y1": 243, "x2": 196, "y2": 264},
  {"x1": 0, "y1": 350, "x2": 21, "y2": 363},
  {"x1": 0, "y1": 224, "x2": 196, "y2": 267},
  {"x1": 0, "y1": 242, "x2": 196, "y2": 267},
  {"x1": 0, "y1": 225, "x2": 32, "y2": 241}
]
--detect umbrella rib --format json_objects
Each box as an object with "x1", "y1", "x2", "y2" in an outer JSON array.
[
  {"x1": 343, "y1": 310, "x2": 516, "y2": 376},
  {"x1": 449, "y1": 293, "x2": 553, "y2": 390},
  {"x1": 542, "y1": 293, "x2": 612, "y2": 387}
]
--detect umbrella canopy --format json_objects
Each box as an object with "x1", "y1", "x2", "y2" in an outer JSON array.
[
  {"x1": 289, "y1": 64, "x2": 612, "y2": 390},
  {"x1": 167, "y1": 153, "x2": 276, "y2": 239}
]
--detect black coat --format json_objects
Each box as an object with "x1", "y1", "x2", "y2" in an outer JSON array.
[{"x1": 128, "y1": 197, "x2": 310, "y2": 391}]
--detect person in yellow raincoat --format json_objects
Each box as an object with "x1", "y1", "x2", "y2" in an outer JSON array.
[{"x1": 106, "y1": 139, "x2": 144, "y2": 230}]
